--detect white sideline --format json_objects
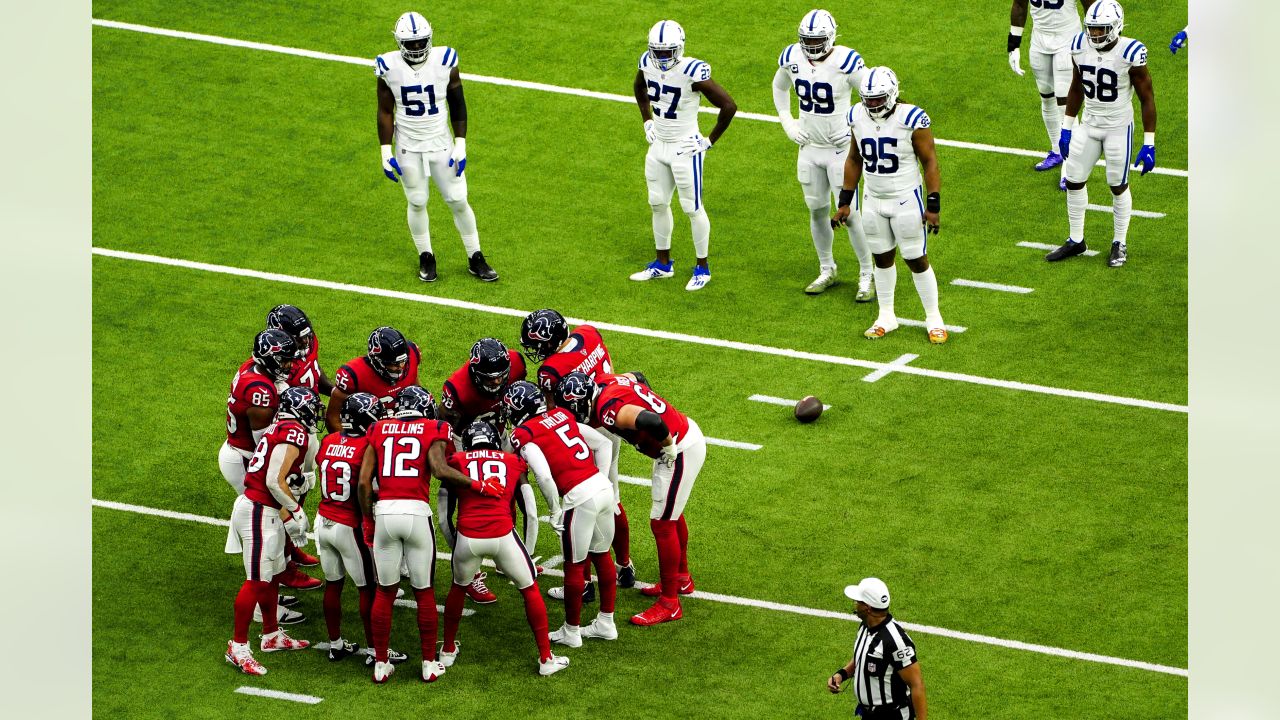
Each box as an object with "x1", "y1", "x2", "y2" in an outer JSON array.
[
  {"x1": 1016, "y1": 241, "x2": 1101, "y2": 257},
  {"x1": 234, "y1": 687, "x2": 323, "y2": 704},
  {"x1": 951, "y1": 279, "x2": 1036, "y2": 294},
  {"x1": 861, "y1": 354, "x2": 919, "y2": 383},
  {"x1": 748, "y1": 394, "x2": 832, "y2": 411},
  {"x1": 95, "y1": 497, "x2": 1187, "y2": 678},
  {"x1": 90, "y1": 18, "x2": 1189, "y2": 179},
  {"x1": 91, "y1": 247, "x2": 1188, "y2": 414}
]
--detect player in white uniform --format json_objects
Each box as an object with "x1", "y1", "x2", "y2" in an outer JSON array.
[
  {"x1": 772, "y1": 9, "x2": 875, "y2": 299},
  {"x1": 833, "y1": 67, "x2": 947, "y2": 345},
  {"x1": 630, "y1": 20, "x2": 738, "y2": 291},
  {"x1": 1045, "y1": 0, "x2": 1157, "y2": 268},
  {"x1": 1008, "y1": 0, "x2": 1095, "y2": 182},
  {"x1": 376, "y1": 12, "x2": 498, "y2": 283}
]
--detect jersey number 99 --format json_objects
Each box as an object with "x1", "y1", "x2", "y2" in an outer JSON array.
[{"x1": 794, "y1": 80, "x2": 835, "y2": 114}]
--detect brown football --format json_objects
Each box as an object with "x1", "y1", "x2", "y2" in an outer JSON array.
[{"x1": 794, "y1": 395, "x2": 823, "y2": 423}]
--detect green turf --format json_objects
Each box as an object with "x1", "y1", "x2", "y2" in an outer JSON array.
[{"x1": 92, "y1": 0, "x2": 1188, "y2": 715}]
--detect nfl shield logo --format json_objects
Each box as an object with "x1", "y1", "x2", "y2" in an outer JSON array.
[{"x1": 868, "y1": 662, "x2": 877, "y2": 673}]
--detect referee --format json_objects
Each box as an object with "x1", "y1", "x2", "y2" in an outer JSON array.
[{"x1": 827, "y1": 578, "x2": 927, "y2": 719}]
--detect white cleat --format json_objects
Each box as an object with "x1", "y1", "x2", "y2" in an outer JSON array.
[
  {"x1": 438, "y1": 641, "x2": 460, "y2": 668},
  {"x1": 422, "y1": 659, "x2": 447, "y2": 683},
  {"x1": 253, "y1": 604, "x2": 304, "y2": 625},
  {"x1": 373, "y1": 660, "x2": 395, "y2": 684},
  {"x1": 629, "y1": 260, "x2": 674, "y2": 281},
  {"x1": 225, "y1": 640, "x2": 267, "y2": 676},
  {"x1": 259, "y1": 628, "x2": 309, "y2": 652},
  {"x1": 804, "y1": 268, "x2": 838, "y2": 295},
  {"x1": 549, "y1": 623, "x2": 583, "y2": 648},
  {"x1": 864, "y1": 319, "x2": 900, "y2": 339},
  {"x1": 685, "y1": 266, "x2": 711, "y2": 291},
  {"x1": 580, "y1": 614, "x2": 618, "y2": 641},
  {"x1": 539, "y1": 653, "x2": 571, "y2": 676},
  {"x1": 855, "y1": 272, "x2": 875, "y2": 302}
]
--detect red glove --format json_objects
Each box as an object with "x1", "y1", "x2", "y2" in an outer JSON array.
[
  {"x1": 362, "y1": 519, "x2": 376, "y2": 547},
  {"x1": 470, "y1": 479, "x2": 504, "y2": 498}
]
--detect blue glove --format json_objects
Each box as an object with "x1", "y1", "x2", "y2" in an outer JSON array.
[
  {"x1": 1058, "y1": 129, "x2": 1072, "y2": 159},
  {"x1": 1169, "y1": 30, "x2": 1188, "y2": 54},
  {"x1": 448, "y1": 138, "x2": 467, "y2": 177},
  {"x1": 381, "y1": 145, "x2": 401, "y2": 182},
  {"x1": 1132, "y1": 144, "x2": 1156, "y2": 175}
]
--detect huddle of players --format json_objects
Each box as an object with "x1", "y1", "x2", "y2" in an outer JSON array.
[{"x1": 221, "y1": 305, "x2": 706, "y2": 682}]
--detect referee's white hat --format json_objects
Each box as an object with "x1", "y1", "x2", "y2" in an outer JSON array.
[{"x1": 843, "y1": 577, "x2": 891, "y2": 609}]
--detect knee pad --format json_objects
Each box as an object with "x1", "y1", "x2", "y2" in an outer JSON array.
[
  {"x1": 803, "y1": 194, "x2": 831, "y2": 211},
  {"x1": 677, "y1": 196, "x2": 701, "y2": 214},
  {"x1": 406, "y1": 190, "x2": 428, "y2": 209},
  {"x1": 649, "y1": 202, "x2": 671, "y2": 215},
  {"x1": 444, "y1": 197, "x2": 469, "y2": 213},
  {"x1": 808, "y1": 205, "x2": 832, "y2": 221}
]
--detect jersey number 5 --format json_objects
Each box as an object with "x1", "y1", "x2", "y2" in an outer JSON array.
[
  {"x1": 860, "y1": 137, "x2": 900, "y2": 174},
  {"x1": 646, "y1": 81, "x2": 682, "y2": 120},
  {"x1": 401, "y1": 85, "x2": 441, "y2": 117},
  {"x1": 554, "y1": 425, "x2": 591, "y2": 460}
]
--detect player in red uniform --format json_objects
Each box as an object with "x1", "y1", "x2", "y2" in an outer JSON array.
[
  {"x1": 504, "y1": 381, "x2": 620, "y2": 647},
  {"x1": 223, "y1": 387, "x2": 320, "y2": 675},
  {"x1": 326, "y1": 326, "x2": 421, "y2": 432},
  {"x1": 267, "y1": 304, "x2": 333, "y2": 395},
  {"x1": 439, "y1": 421, "x2": 570, "y2": 676},
  {"x1": 358, "y1": 385, "x2": 501, "y2": 684},
  {"x1": 556, "y1": 371, "x2": 707, "y2": 626}
]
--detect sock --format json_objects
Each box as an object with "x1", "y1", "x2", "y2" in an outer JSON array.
[
  {"x1": 413, "y1": 587, "x2": 438, "y2": 661},
  {"x1": 1040, "y1": 95, "x2": 1062, "y2": 152},
  {"x1": 233, "y1": 580, "x2": 261, "y2": 644},
  {"x1": 613, "y1": 504, "x2": 631, "y2": 566},
  {"x1": 408, "y1": 203, "x2": 432, "y2": 254},
  {"x1": 582, "y1": 560, "x2": 592, "y2": 588},
  {"x1": 590, "y1": 552, "x2": 617, "y2": 613},
  {"x1": 873, "y1": 266, "x2": 898, "y2": 324},
  {"x1": 1067, "y1": 186, "x2": 1088, "y2": 242},
  {"x1": 689, "y1": 209, "x2": 710, "y2": 260},
  {"x1": 372, "y1": 585, "x2": 396, "y2": 663},
  {"x1": 446, "y1": 200, "x2": 480, "y2": 256},
  {"x1": 650, "y1": 518, "x2": 681, "y2": 601},
  {"x1": 564, "y1": 560, "x2": 586, "y2": 626},
  {"x1": 676, "y1": 515, "x2": 690, "y2": 577},
  {"x1": 845, "y1": 210, "x2": 873, "y2": 274},
  {"x1": 257, "y1": 579, "x2": 281, "y2": 635},
  {"x1": 1112, "y1": 187, "x2": 1132, "y2": 246},
  {"x1": 520, "y1": 585, "x2": 553, "y2": 662},
  {"x1": 358, "y1": 585, "x2": 375, "y2": 648},
  {"x1": 911, "y1": 266, "x2": 944, "y2": 328},
  {"x1": 651, "y1": 204, "x2": 673, "y2": 252},
  {"x1": 809, "y1": 206, "x2": 836, "y2": 269},
  {"x1": 442, "y1": 584, "x2": 466, "y2": 653},
  {"x1": 323, "y1": 578, "x2": 344, "y2": 642}
]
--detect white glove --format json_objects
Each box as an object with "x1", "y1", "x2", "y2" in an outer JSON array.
[
  {"x1": 1008, "y1": 50, "x2": 1024, "y2": 76},
  {"x1": 381, "y1": 144, "x2": 401, "y2": 182},
  {"x1": 448, "y1": 137, "x2": 466, "y2": 176},
  {"x1": 781, "y1": 118, "x2": 809, "y2": 146},
  {"x1": 676, "y1": 134, "x2": 713, "y2": 156},
  {"x1": 550, "y1": 508, "x2": 565, "y2": 534},
  {"x1": 644, "y1": 119, "x2": 657, "y2": 144},
  {"x1": 284, "y1": 506, "x2": 308, "y2": 546},
  {"x1": 658, "y1": 443, "x2": 678, "y2": 469}
]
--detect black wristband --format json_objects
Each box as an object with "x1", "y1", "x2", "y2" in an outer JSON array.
[
  {"x1": 1007, "y1": 33, "x2": 1022, "y2": 53},
  {"x1": 837, "y1": 189, "x2": 855, "y2": 208},
  {"x1": 835, "y1": 668, "x2": 850, "y2": 682},
  {"x1": 926, "y1": 192, "x2": 940, "y2": 214}
]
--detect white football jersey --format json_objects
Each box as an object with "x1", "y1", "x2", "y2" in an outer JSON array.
[
  {"x1": 375, "y1": 46, "x2": 460, "y2": 153},
  {"x1": 1030, "y1": 1, "x2": 1083, "y2": 52},
  {"x1": 638, "y1": 52, "x2": 711, "y2": 142},
  {"x1": 1069, "y1": 33, "x2": 1147, "y2": 128},
  {"x1": 846, "y1": 102, "x2": 931, "y2": 199},
  {"x1": 777, "y1": 43, "x2": 866, "y2": 148}
]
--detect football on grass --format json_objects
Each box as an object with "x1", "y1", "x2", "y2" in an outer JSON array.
[{"x1": 794, "y1": 396, "x2": 823, "y2": 423}]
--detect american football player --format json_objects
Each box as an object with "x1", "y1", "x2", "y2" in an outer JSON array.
[{"x1": 326, "y1": 326, "x2": 421, "y2": 433}]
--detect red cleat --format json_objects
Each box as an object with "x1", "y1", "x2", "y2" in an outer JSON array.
[
  {"x1": 225, "y1": 641, "x2": 267, "y2": 676},
  {"x1": 289, "y1": 545, "x2": 320, "y2": 567},
  {"x1": 277, "y1": 564, "x2": 323, "y2": 591},
  {"x1": 260, "y1": 628, "x2": 310, "y2": 652},
  {"x1": 640, "y1": 576, "x2": 695, "y2": 597},
  {"x1": 630, "y1": 597, "x2": 682, "y2": 626},
  {"x1": 464, "y1": 572, "x2": 497, "y2": 604}
]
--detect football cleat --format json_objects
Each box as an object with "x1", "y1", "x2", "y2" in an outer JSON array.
[
  {"x1": 1045, "y1": 238, "x2": 1088, "y2": 262},
  {"x1": 465, "y1": 572, "x2": 497, "y2": 604},
  {"x1": 804, "y1": 268, "x2": 838, "y2": 295},
  {"x1": 927, "y1": 328, "x2": 949, "y2": 345},
  {"x1": 855, "y1": 273, "x2": 875, "y2": 303},
  {"x1": 277, "y1": 594, "x2": 300, "y2": 608},
  {"x1": 630, "y1": 597, "x2": 683, "y2": 626},
  {"x1": 418, "y1": 252, "x2": 437, "y2": 282},
  {"x1": 547, "y1": 582, "x2": 596, "y2": 604},
  {"x1": 539, "y1": 653, "x2": 571, "y2": 676},
  {"x1": 260, "y1": 628, "x2": 310, "y2": 653},
  {"x1": 629, "y1": 260, "x2": 674, "y2": 281},
  {"x1": 579, "y1": 614, "x2": 618, "y2": 641},
  {"x1": 640, "y1": 576, "x2": 695, "y2": 597},
  {"x1": 253, "y1": 604, "x2": 305, "y2": 625},
  {"x1": 685, "y1": 265, "x2": 711, "y2": 291},
  {"x1": 1108, "y1": 241, "x2": 1127, "y2": 267},
  {"x1": 421, "y1": 659, "x2": 447, "y2": 682},
  {"x1": 372, "y1": 660, "x2": 395, "y2": 684},
  {"x1": 549, "y1": 623, "x2": 583, "y2": 648},
  {"x1": 863, "y1": 319, "x2": 900, "y2": 339},
  {"x1": 289, "y1": 545, "x2": 320, "y2": 567},
  {"x1": 616, "y1": 562, "x2": 637, "y2": 589},
  {"x1": 1058, "y1": 177, "x2": 1068, "y2": 191},
  {"x1": 364, "y1": 647, "x2": 408, "y2": 666},
  {"x1": 468, "y1": 251, "x2": 499, "y2": 282},
  {"x1": 328, "y1": 639, "x2": 360, "y2": 662},
  {"x1": 278, "y1": 565, "x2": 323, "y2": 591},
  {"x1": 226, "y1": 641, "x2": 267, "y2": 676},
  {"x1": 438, "y1": 641, "x2": 460, "y2": 668},
  {"x1": 1034, "y1": 152, "x2": 1064, "y2": 171}
]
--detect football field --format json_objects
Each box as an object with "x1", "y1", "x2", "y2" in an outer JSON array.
[{"x1": 92, "y1": 1, "x2": 1188, "y2": 717}]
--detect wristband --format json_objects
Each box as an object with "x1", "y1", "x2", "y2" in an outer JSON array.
[
  {"x1": 838, "y1": 188, "x2": 855, "y2": 208},
  {"x1": 926, "y1": 192, "x2": 940, "y2": 214},
  {"x1": 1143, "y1": 132, "x2": 1155, "y2": 146},
  {"x1": 835, "y1": 668, "x2": 850, "y2": 682},
  {"x1": 1008, "y1": 26, "x2": 1023, "y2": 52},
  {"x1": 1062, "y1": 116, "x2": 1075, "y2": 132}
]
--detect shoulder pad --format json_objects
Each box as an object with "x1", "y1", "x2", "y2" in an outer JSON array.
[
  {"x1": 374, "y1": 54, "x2": 390, "y2": 78},
  {"x1": 681, "y1": 58, "x2": 710, "y2": 82},
  {"x1": 845, "y1": 105, "x2": 858, "y2": 126},
  {"x1": 1071, "y1": 32, "x2": 1087, "y2": 53},
  {"x1": 838, "y1": 48, "x2": 863, "y2": 74},
  {"x1": 1121, "y1": 39, "x2": 1147, "y2": 65},
  {"x1": 438, "y1": 46, "x2": 458, "y2": 68},
  {"x1": 639, "y1": 51, "x2": 650, "y2": 70},
  {"x1": 902, "y1": 105, "x2": 931, "y2": 130},
  {"x1": 778, "y1": 44, "x2": 798, "y2": 67}
]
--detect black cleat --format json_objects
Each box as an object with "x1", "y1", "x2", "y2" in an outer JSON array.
[
  {"x1": 328, "y1": 639, "x2": 360, "y2": 662},
  {"x1": 418, "y1": 252, "x2": 437, "y2": 282},
  {"x1": 1045, "y1": 239, "x2": 1088, "y2": 262},
  {"x1": 364, "y1": 647, "x2": 409, "y2": 666},
  {"x1": 278, "y1": 594, "x2": 300, "y2": 608},
  {"x1": 468, "y1": 251, "x2": 499, "y2": 282},
  {"x1": 617, "y1": 562, "x2": 637, "y2": 589},
  {"x1": 1108, "y1": 241, "x2": 1127, "y2": 268}
]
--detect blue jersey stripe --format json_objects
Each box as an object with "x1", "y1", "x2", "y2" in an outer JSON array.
[
  {"x1": 778, "y1": 48, "x2": 786, "y2": 66},
  {"x1": 905, "y1": 107, "x2": 921, "y2": 127},
  {"x1": 784, "y1": 45, "x2": 794, "y2": 63},
  {"x1": 376, "y1": 56, "x2": 388, "y2": 73}
]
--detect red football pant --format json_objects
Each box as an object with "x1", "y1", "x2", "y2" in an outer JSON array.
[
  {"x1": 323, "y1": 578, "x2": 374, "y2": 645},
  {"x1": 371, "y1": 584, "x2": 397, "y2": 663},
  {"x1": 564, "y1": 559, "x2": 587, "y2": 626},
  {"x1": 651, "y1": 518, "x2": 682, "y2": 600},
  {"x1": 677, "y1": 514, "x2": 690, "y2": 576},
  {"x1": 413, "y1": 587, "x2": 439, "y2": 662},
  {"x1": 442, "y1": 583, "x2": 467, "y2": 653},
  {"x1": 521, "y1": 585, "x2": 553, "y2": 662},
  {"x1": 233, "y1": 578, "x2": 279, "y2": 643},
  {"x1": 590, "y1": 551, "x2": 617, "y2": 613},
  {"x1": 614, "y1": 504, "x2": 631, "y2": 565}
]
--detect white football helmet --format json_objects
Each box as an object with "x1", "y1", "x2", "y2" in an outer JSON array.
[
  {"x1": 1083, "y1": 0, "x2": 1124, "y2": 49},
  {"x1": 798, "y1": 9, "x2": 837, "y2": 60},
  {"x1": 394, "y1": 11, "x2": 433, "y2": 64},
  {"x1": 647, "y1": 20, "x2": 685, "y2": 72},
  {"x1": 859, "y1": 66, "x2": 899, "y2": 120}
]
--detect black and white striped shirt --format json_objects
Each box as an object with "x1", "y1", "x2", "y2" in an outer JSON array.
[{"x1": 852, "y1": 613, "x2": 918, "y2": 709}]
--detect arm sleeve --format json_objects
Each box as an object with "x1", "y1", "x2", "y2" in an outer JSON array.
[
  {"x1": 772, "y1": 66, "x2": 794, "y2": 120},
  {"x1": 600, "y1": 428, "x2": 623, "y2": 505},
  {"x1": 578, "y1": 423, "x2": 613, "y2": 478},
  {"x1": 436, "y1": 485, "x2": 456, "y2": 548},
  {"x1": 518, "y1": 483, "x2": 539, "y2": 550},
  {"x1": 265, "y1": 445, "x2": 298, "y2": 510},
  {"x1": 519, "y1": 443, "x2": 561, "y2": 516}
]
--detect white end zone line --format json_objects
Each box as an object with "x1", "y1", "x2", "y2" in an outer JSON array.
[
  {"x1": 234, "y1": 687, "x2": 322, "y2": 704},
  {"x1": 90, "y1": 18, "x2": 1189, "y2": 180},
  {"x1": 91, "y1": 247, "x2": 1187, "y2": 413},
  {"x1": 861, "y1": 354, "x2": 919, "y2": 383},
  {"x1": 748, "y1": 394, "x2": 832, "y2": 411},
  {"x1": 951, "y1": 278, "x2": 1035, "y2": 294},
  {"x1": 95, "y1": 497, "x2": 1186, "y2": 678},
  {"x1": 1016, "y1": 241, "x2": 1100, "y2": 257}
]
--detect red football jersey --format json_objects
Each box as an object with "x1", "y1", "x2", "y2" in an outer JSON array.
[
  {"x1": 536, "y1": 325, "x2": 614, "y2": 397},
  {"x1": 317, "y1": 432, "x2": 369, "y2": 527},
  {"x1": 440, "y1": 349, "x2": 527, "y2": 426},
  {"x1": 334, "y1": 342, "x2": 422, "y2": 410},
  {"x1": 446, "y1": 449, "x2": 527, "y2": 539},
  {"x1": 365, "y1": 417, "x2": 453, "y2": 502},
  {"x1": 510, "y1": 408, "x2": 599, "y2": 496},
  {"x1": 243, "y1": 419, "x2": 311, "y2": 509},
  {"x1": 285, "y1": 332, "x2": 323, "y2": 390},
  {"x1": 592, "y1": 375, "x2": 690, "y2": 448},
  {"x1": 225, "y1": 358, "x2": 280, "y2": 452}
]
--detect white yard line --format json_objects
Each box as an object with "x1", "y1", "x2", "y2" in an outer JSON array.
[
  {"x1": 1086, "y1": 203, "x2": 1166, "y2": 219},
  {"x1": 704, "y1": 437, "x2": 762, "y2": 451},
  {"x1": 861, "y1": 353, "x2": 919, "y2": 383},
  {"x1": 1016, "y1": 241, "x2": 1101, "y2": 257},
  {"x1": 234, "y1": 687, "x2": 322, "y2": 704},
  {"x1": 90, "y1": 18, "x2": 1189, "y2": 180},
  {"x1": 91, "y1": 247, "x2": 1187, "y2": 413},
  {"x1": 748, "y1": 394, "x2": 832, "y2": 411},
  {"x1": 895, "y1": 317, "x2": 968, "y2": 334},
  {"x1": 96, "y1": 498, "x2": 1186, "y2": 678},
  {"x1": 619, "y1": 475, "x2": 651, "y2": 487},
  {"x1": 951, "y1": 279, "x2": 1035, "y2": 294}
]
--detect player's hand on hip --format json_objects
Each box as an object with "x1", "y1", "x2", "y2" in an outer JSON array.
[
  {"x1": 1058, "y1": 129, "x2": 1072, "y2": 159},
  {"x1": 381, "y1": 144, "x2": 401, "y2": 182},
  {"x1": 924, "y1": 210, "x2": 940, "y2": 235},
  {"x1": 1169, "y1": 30, "x2": 1188, "y2": 54},
  {"x1": 1008, "y1": 50, "x2": 1024, "y2": 76},
  {"x1": 831, "y1": 205, "x2": 852, "y2": 229},
  {"x1": 827, "y1": 674, "x2": 844, "y2": 693},
  {"x1": 677, "y1": 134, "x2": 711, "y2": 156},
  {"x1": 644, "y1": 119, "x2": 657, "y2": 144},
  {"x1": 781, "y1": 118, "x2": 809, "y2": 146},
  {"x1": 448, "y1": 137, "x2": 467, "y2": 177},
  {"x1": 1132, "y1": 144, "x2": 1156, "y2": 175}
]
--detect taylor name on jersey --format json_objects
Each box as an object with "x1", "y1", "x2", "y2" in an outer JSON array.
[
  {"x1": 778, "y1": 43, "x2": 864, "y2": 147},
  {"x1": 375, "y1": 45, "x2": 460, "y2": 153}
]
